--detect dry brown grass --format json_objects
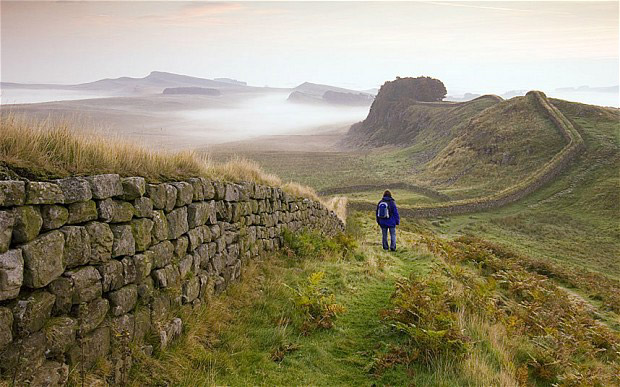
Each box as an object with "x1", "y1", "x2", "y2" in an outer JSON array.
[
  {"x1": 0, "y1": 114, "x2": 334, "y2": 203},
  {"x1": 322, "y1": 196, "x2": 348, "y2": 222}
]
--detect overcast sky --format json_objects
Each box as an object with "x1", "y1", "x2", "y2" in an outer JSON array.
[{"x1": 1, "y1": 1, "x2": 618, "y2": 94}]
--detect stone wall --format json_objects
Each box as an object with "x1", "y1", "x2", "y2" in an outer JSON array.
[{"x1": 0, "y1": 175, "x2": 343, "y2": 385}]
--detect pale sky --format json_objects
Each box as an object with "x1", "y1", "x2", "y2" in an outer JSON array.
[{"x1": 1, "y1": 1, "x2": 618, "y2": 94}]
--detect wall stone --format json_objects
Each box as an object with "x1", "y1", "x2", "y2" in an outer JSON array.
[{"x1": 0, "y1": 174, "x2": 343, "y2": 384}]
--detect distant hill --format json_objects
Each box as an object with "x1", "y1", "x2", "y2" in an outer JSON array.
[
  {"x1": 162, "y1": 87, "x2": 221, "y2": 96},
  {"x1": 1, "y1": 71, "x2": 255, "y2": 95},
  {"x1": 292, "y1": 82, "x2": 371, "y2": 97},
  {"x1": 287, "y1": 82, "x2": 374, "y2": 106}
]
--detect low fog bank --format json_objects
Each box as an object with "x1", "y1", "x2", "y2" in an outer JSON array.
[
  {"x1": 1, "y1": 88, "x2": 116, "y2": 105},
  {"x1": 1, "y1": 89, "x2": 370, "y2": 151},
  {"x1": 177, "y1": 92, "x2": 369, "y2": 143}
]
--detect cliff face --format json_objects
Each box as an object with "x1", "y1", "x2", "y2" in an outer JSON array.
[
  {"x1": 0, "y1": 174, "x2": 343, "y2": 385},
  {"x1": 345, "y1": 93, "x2": 501, "y2": 148}
]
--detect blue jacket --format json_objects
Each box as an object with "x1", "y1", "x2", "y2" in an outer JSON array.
[{"x1": 376, "y1": 196, "x2": 400, "y2": 228}]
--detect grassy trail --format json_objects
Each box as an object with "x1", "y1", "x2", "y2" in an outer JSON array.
[{"x1": 128, "y1": 215, "x2": 442, "y2": 386}]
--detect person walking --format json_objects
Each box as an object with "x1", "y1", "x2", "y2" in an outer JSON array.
[{"x1": 376, "y1": 190, "x2": 400, "y2": 251}]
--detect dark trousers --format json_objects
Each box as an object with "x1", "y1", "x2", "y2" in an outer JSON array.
[{"x1": 381, "y1": 226, "x2": 396, "y2": 250}]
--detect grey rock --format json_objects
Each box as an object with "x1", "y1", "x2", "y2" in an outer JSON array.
[
  {"x1": 187, "y1": 201, "x2": 208, "y2": 228},
  {"x1": 108, "y1": 284, "x2": 138, "y2": 316},
  {"x1": 71, "y1": 297, "x2": 109, "y2": 336},
  {"x1": 13, "y1": 205, "x2": 43, "y2": 244},
  {"x1": 224, "y1": 183, "x2": 240, "y2": 202},
  {"x1": 41, "y1": 205, "x2": 68, "y2": 231},
  {"x1": 182, "y1": 276, "x2": 200, "y2": 304},
  {"x1": 67, "y1": 200, "x2": 98, "y2": 224},
  {"x1": 167, "y1": 206, "x2": 188, "y2": 239},
  {"x1": 202, "y1": 179, "x2": 215, "y2": 200},
  {"x1": 213, "y1": 181, "x2": 225, "y2": 200},
  {"x1": 0, "y1": 210, "x2": 14, "y2": 253},
  {"x1": 164, "y1": 184, "x2": 178, "y2": 212},
  {"x1": 137, "y1": 276, "x2": 154, "y2": 302},
  {"x1": 110, "y1": 312, "x2": 134, "y2": 341},
  {"x1": 171, "y1": 182, "x2": 193, "y2": 207},
  {"x1": 152, "y1": 268, "x2": 168, "y2": 288},
  {"x1": 131, "y1": 218, "x2": 153, "y2": 252},
  {"x1": 29, "y1": 360, "x2": 69, "y2": 387},
  {"x1": 111, "y1": 224, "x2": 135, "y2": 257},
  {"x1": 44, "y1": 316, "x2": 77, "y2": 357},
  {"x1": 55, "y1": 177, "x2": 92, "y2": 203},
  {"x1": 133, "y1": 307, "x2": 151, "y2": 343},
  {"x1": 12, "y1": 290, "x2": 56, "y2": 336},
  {"x1": 201, "y1": 225, "x2": 212, "y2": 242},
  {"x1": 133, "y1": 197, "x2": 153, "y2": 217},
  {"x1": 60, "y1": 225, "x2": 91, "y2": 268},
  {"x1": 97, "y1": 198, "x2": 134, "y2": 223},
  {"x1": 0, "y1": 181, "x2": 26, "y2": 207},
  {"x1": 21, "y1": 230, "x2": 65, "y2": 288},
  {"x1": 67, "y1": 326, "x2": 110, "y2": 369},
  {"x1": 149, "y1": 240, "x2": 174, "y2": 269},
  {"x1": 97, "y1": 259, "x2": 124, "y2": 292},
  {"x1": 151, "y1": 210, "x2": 169, "y2": 243},
  {"x1": 48, "y1": 277, "x2": 73, "y2": 315},
  {"x1": 151, "y1": 292, "x2": 171, "y2": 324},
  {"x1": 121, "y1": 256, "x2": 136, "y2": 285},
  {"x1": 158, "y1": 317, "x2": 182, "y2": 350},
  {"x1": 133, "y1": 251, "x2": 153, "y2": 282},
  {"x1": 121, "y1": 177, "x2": 146, "y2": 200},
  {"x1": 0, "y1": 249, "x2": 23, "y2": 301},
  {"x1": 179, "y1": 255, "x2": 193, "y2": 278},
  {"x1": 187, "y1": 227, "x2": 204, "y2": 251},
  {"x1": 0, "y1": 331, "x2": 46, "y2": 379},
  {"x1": 188, "y1": 178, "x2": 204, "y2": 201},
  {"x1": 146, "y1": 184, "x2": 167, "y2": 210},
  {"x1": 0, "y1": 307, "x2": 13, "y2": 350},
  {"x1": 85, "y1": 174, "x2": 122, "y2": 199},
  {"x1": 172, "y1": 236, "x2": 189, "y2": 258},
  {"x1": 26, "y1": 181, "x2": 65, "y2": 205},
  {"x1": 65, "y1": 266, "x2": 101, "y2": 303},
  {"x1": 85, "y1": 221, "x2": 113, "y2": 263}
]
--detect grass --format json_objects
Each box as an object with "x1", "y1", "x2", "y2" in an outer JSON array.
[{"x1": 126, "y1": 211, "x2": 610, "y2": 386}]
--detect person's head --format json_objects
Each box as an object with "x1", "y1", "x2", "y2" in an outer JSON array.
[{"x1": 383, "y1": 190, "x2": 392, "y2": 198}]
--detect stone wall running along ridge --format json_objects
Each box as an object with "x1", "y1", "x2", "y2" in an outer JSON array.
[{"x1": 0, "y1": 174, "x2": 344, "y2": 385}]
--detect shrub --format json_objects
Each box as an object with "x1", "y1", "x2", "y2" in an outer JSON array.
[
  {"x1": 282, "y1": 229, "x2": 357, "y2": 260},
  {"x1": 381, "y1": 273, "x2": 469, "y2": 366},
  {"x1": 290, "y1": 272, "x2": 345, "y2": 333}
]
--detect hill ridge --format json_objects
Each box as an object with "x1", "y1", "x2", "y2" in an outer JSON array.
[{"x1": 350, "y1": 91, "x2": 585, "y2": 217}]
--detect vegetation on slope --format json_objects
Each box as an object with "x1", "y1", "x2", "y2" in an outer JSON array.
[
  {"x1": 420, "y1": 92, "x2": 568, "y2": 195},
  {"x1": 118, "y1": 212, "x2": 618, "y2": 386}
]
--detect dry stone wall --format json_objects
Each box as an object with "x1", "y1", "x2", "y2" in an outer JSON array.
[{"x1": 0, "y1": 175, "x2": 343, "y2": 385}]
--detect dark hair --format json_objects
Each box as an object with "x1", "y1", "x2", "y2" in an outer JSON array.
[{"x1": 383, "y1": 190, "x2": 392, "y2": 197}]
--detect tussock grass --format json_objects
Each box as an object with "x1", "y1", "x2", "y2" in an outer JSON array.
[
  {"x1": 322, "y1": 196, "x2": 348, "y2": 222},
  {"x1": 0, "y1": 114, "x2": 331, "y2": 203}
]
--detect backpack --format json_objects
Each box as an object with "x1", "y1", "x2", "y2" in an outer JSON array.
[{"x1": 377, "y1": 201, "x2": 390, "y2": 219}]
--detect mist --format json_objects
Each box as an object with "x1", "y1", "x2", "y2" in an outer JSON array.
[{"x1": 177, "y1": 93, "x2": 369, "y2": 143}]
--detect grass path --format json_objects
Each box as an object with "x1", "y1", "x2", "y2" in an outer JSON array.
[{"x1": 129, "y1": 216, "x2": 442, "y2": 386}]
